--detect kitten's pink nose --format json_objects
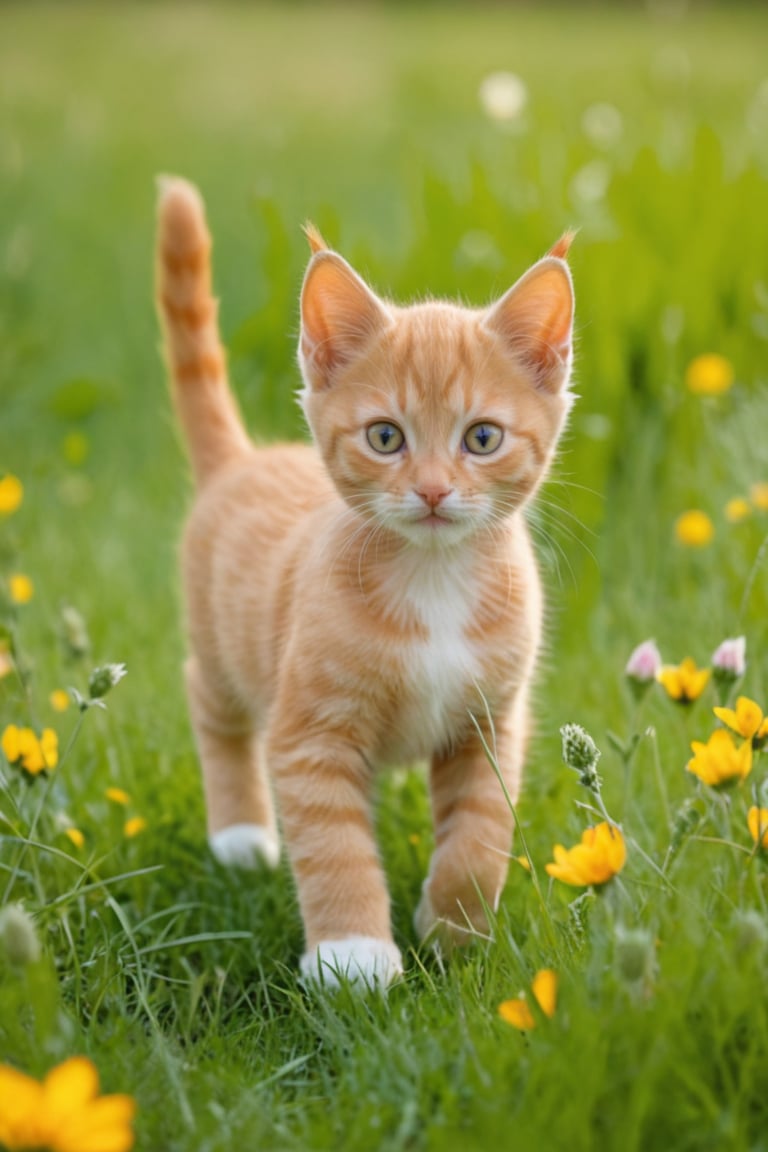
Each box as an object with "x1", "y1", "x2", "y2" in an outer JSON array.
[{"x1": 416, "y1": 485, "x2": 452, "y2": 510}]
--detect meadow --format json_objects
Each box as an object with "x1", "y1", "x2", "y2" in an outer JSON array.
[{"x1": 2, "y1": 3, "x2": 768, "y2": 1149}]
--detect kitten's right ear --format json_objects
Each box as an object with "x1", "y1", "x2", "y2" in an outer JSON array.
[
  {"x1": 484, "y1": 256, "x2": 574, "y2": 393},
  {"x1": 300, "y1": 252, "x2": 390, "y2": 390}
]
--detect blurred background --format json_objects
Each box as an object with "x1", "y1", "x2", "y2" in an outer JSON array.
[{"x1": 2, "y1": 1, "x2": 768, "y2": 794}]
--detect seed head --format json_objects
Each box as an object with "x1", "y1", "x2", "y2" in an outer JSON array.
[{"x1": 0, "y1": 904, "x2": 41, "y2": 966}]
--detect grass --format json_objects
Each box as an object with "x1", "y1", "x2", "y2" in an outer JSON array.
[{"x1": 2, "y1": 2, "x2": 768, "y2": 1149}]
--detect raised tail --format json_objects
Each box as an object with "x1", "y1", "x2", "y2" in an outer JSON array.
[{"x1": 156, "y1": 177, "x2": 251, "y2": 486}]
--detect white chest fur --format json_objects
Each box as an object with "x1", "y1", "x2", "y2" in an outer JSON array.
[{"x1": 383, "y1": 551, "x2": 482, "y2": 762}]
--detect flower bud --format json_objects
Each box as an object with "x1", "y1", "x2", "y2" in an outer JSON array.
[
  {"x1": 60, "y1": 604, "x2": 90, "y2": 660},
  {"x1": 560, "y1": 723, "x2": 602, "y2": 789},
  {"x1": 615, "y1": 926, "x2": 655, "y2": 985},
  {"x1": 625, "y1": 639, "x2": 662, "y2": 684},
  {"x1": 711, "y1": 636, "x2": 746, "y2": 685},
  {"x1": 88, "y1": 663, "x2": 127, "y2": 700},
  {"x1": 0, "y1": 904, "x2": 41, "y2": 966},
  {"x1": 669, "y1": 801, "x2": 702, "y2": 857}
]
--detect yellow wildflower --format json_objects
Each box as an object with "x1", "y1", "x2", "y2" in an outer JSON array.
[
  {"x1": 0, "y1": 1056, "x2": 136, "y2": 1152},
  {"x1": 65, "y1": 828, "x2": 85, "y2": 850},
  {"x1": 747, "y1": 807, "x2": 768, "y2": 849},
  {"x1": 545, "y1": 822, "x2": 626, "y2": 887},
  {"x1": 498, "y1": 969, "x2": 558, "y2": 1030},
  {"x1": 750, "y1": 482, "x2": 768, "y2": 511},
  {"x1": 674, "y1": 510, "x2": 714, "y2": 547},
  {"x1": 0, "y1": 474, "x2": 23, "y2": 515},
  {"x1": 2, "y1": 725, "x2": 59, "y2": 775},
  {"x1": 124, "y1": 816, "x2": 147, "y2": 839},
  {"x1": 106, "y1": 787, "x2": 131, "y2": 806},
  {"x1": 0, "y1": 648, "x2": 13, "y2": 679},
  {"x1": 8, "y1": 574, "x2": 34, "y2": 605},
  {"x1": 656, "y1": 657, "x2": 710, "y2": 703},
  {"x1": 685, "y1": 353, "x2": 734, "y2": 396},
  {"x1": 725, "y1": 497, "x2": 751, "y2": 523},
  {"x1": 515, "y1": 854, "x2": 532, "y2": 872},
  {"x1": 713, "y1": 696, "x2": 768, "y2": 742},
  {"x1": 686, "y1": 728, "x2": 752, "y2": 788},
  {"x1": 49, "y1": 689, "x2": 71, "y2": 713}
]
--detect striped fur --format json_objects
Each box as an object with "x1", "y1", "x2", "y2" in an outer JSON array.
[{"x1": 156, "y1": 177, "x2": 575, "y2": 988}]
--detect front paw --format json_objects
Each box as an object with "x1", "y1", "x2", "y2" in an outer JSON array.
[
  {"x1": 300, "y1": 936, "x2": 403, "y2": 991},
  {"x1": 209, "y1": 823, "x2": 280, "y2": 870}
]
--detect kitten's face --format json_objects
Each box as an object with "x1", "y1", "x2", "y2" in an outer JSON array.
[{"x1": 299, "y1": 246, "x2": 574, "y2": 550}]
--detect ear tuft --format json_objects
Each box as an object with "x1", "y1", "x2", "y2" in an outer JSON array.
[
  {"x1": 548, "y1": 230, "x2": 577, "y2": 261},
  {"x1": 300, "y1": 252, "x2": 390, "y2": 390},
  {"x1": 303, "y1": 222, "x2": 328, "y2": 255},
  {"x1": 484, "y1": 256, "x2": 574, "y2": 392}
]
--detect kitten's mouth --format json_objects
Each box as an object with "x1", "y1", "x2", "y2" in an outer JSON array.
[{"x1": 419, "y1": 511, "x2": 453, "y2": 527}]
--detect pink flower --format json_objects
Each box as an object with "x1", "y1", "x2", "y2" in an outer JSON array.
[
  {"x1": 625, "y1": 640, "x2": 662, "y2": 684},
  {"x1": 711, "y1": 636, "x2": 746, "y2": 680}
]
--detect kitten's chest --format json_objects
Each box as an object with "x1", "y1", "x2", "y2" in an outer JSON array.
[{"x1": 379, "y1": 558, "x2": 485, "y2": 762}]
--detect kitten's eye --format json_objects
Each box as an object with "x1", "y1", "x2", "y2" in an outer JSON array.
[
  {"x1": 366, "y1": 422, "x2": 405, "y2": 455},
  {"x1": 463, "y1": 422, "x2": 503, "y2": 456}
]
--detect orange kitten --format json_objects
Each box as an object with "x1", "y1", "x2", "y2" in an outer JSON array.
[{"x1": 156, "y1": 178, "x2": 574, "y2": 989}]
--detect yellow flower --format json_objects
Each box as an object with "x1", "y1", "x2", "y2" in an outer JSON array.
[
  {"x1": 685, "y1": 353, "x2": 734, "y2": 396},
  {"x1": 65, "y1": 828, "x2": 85, "y2": 850},
  {"x1": 674, "y1": 510, "x2": 714, "y2": 547},
  {"x1": 656, "y1": 657, "x2": 710, "y2": 703},
  {"x1": 498, "y1": 969, "x2": 558, "y2": 1031},
  {"x1": 50, "y1": 689, "x2": 71, "y2": 713},
  {"x1": 0, "y1": 647, "x2": 13, "y2": 680},
  {"x1": 514, "y1": 854, "x2": 532, "y2": 872},
  {"x1": 713, "y1": 696, "x2": 768, "y2": 742},
  {"x1": 747, "y1": 807, "x2": 768, "y2": 849},
  {"x1": 750, "y1": 482, "x2": 768, "y2": 511},
  {"x1": 0, "y1": 474, "x2": 23, "y2": 515},
  {"x1": 123, "y1": 816, "x2": 147, "y2": 839},
  {"x1": 1, "y1": 725, "x2": 59, "y2": 775},
  {"x1": 0, "y1": 1056, "x2": 136, "y2": 1152},
  {"x1": 724, "y1": 497, "x2": 751, "y2": 523},
  {"x1": 686, "y1": 728, "x2": 752, "y2": 788},
  {"x1": 8, "y1": 574, "x2": 34, "y2": 605},
  {"x1": 545, "y1": 822, "x2": 626, "y2": 886},
  {"x1": 106, "y1": 787, "x2": 131, "y2": 806}
]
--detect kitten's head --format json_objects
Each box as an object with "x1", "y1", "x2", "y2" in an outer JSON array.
[{"x1": 298, "y1": 233, "x2": 575, "y2": 549}]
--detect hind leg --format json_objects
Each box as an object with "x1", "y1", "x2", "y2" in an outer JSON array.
[{"x1": 185, "y1": 657, "x2": 279, "y2": 869}]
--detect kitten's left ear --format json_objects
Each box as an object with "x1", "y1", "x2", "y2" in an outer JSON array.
[{"x1": 484, "y1": 255, "x2": 574, "y2": 392}]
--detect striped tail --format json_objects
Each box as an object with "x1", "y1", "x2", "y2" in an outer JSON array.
[{"x1": 156, "y1": 177, "x2": 250, "y2": 486}]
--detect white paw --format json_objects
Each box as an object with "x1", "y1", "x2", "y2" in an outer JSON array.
[
  {"x1": 209, "y1": 824, "x2": 280, "y2": 870},
  {"x1": 300, "y1": 936, "x2": 403, "y2": 991}
]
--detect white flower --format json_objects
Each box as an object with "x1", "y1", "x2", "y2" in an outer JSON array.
[{"x1": 479, "y1": 72, "x2": 528, "y2": 122}]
